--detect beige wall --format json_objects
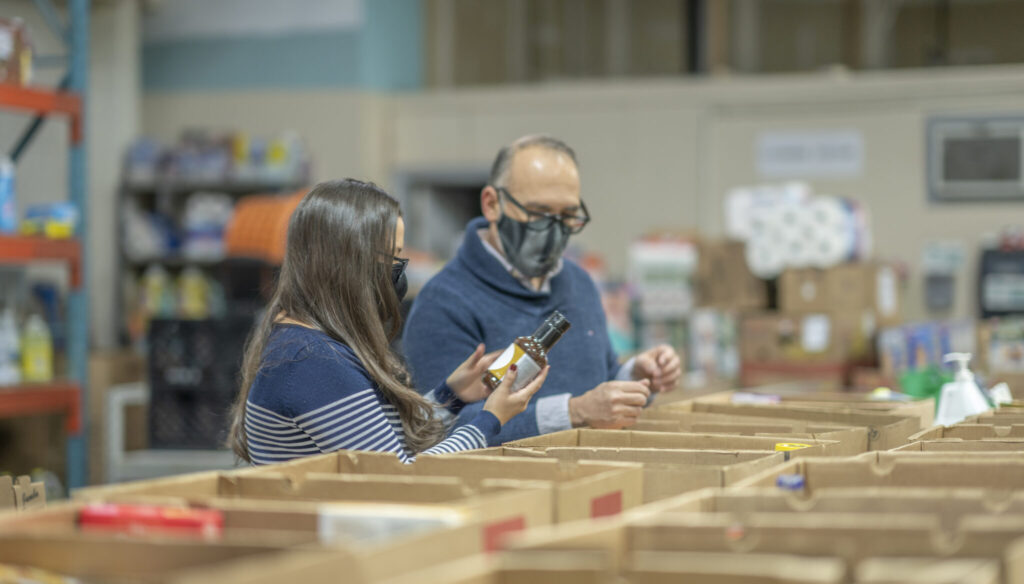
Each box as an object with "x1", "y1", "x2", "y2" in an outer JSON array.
[{"x1": 142, "y1": 65, "x2": 1024, "y2": 322}]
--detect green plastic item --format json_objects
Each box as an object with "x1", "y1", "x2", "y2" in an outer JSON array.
[{"x1": 899, "y1": 366, "x2": 952, "y2": 408}]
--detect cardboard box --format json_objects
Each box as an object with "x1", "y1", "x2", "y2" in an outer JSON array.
[
  {"x1": 508, "y1": 512, "x2": 1024, "y2": 583},
  {"x1": 477, "y1": 447, "x2": 784, "y2": 503},
  {"x1": 893, "y1": 439, "x2": 1024, "y2": 452},
  {"x1": 0, "y1": 475, "x2": 45, "y2": 511},
  {"x1": 740, "y1": 362, "x2": 848, "y2": 391},
  {"x1": 696, "y1": 239, "x2": 767, "y2": 311},
  {"x1": 624, "y1": 550, "x2": 846, "y2": 583},
  {"x1": 734, "y1": 451, "x2": 1024, "y2": 491},
  {"x1": 780, "y1": 264, "x2": 901, "y2": 327},
  {"x1": 908, "y1": 424, "x2": 1024, "y2": 442},
  {"x1": 80, "y1": 449, "x2": 643, "y2": 525},
  {"x1": 638, "y1": 487, "x2": 1024, "y2": 533},
  {"x1": 89, "y1": 350, "x2": 147, "y2": 484},
  {"x1": 635, "y1": 410, "x2": 870, "y2": 456},
  {"x1": 75, "y1": 470, "x2": 551, "y2": 555},
  {"x1": 698, "y1": 390, "x2": 935, "y2": 429},
  {"x1": 856, "y1": 558, "x2": 1000, "y2": 584},
  {"x1": 0, "y1": 499, "x2": 493, "y2": 583},
  {"x1": 504, "y1": 429, "x2": 842, "y2": 457},
  {"x1": 677, "y1": 401, "x2": 922, "y2": 451}
]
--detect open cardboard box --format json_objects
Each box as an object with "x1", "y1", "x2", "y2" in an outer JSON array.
[
  {"x1": 467, "y1": 447, "x2": 784, "y2": 503},
  {"x1": 634, "y1": 487, "x2": 1024, "y2": 533},
  {"x1": 695, "y1": 390, "x2": 936, "y2": 429},
  {"x1": 0, "y1": 499, "x2": 494, "y2": 583},
  {"x1": 505, "y1": 512, "x2": 1024, "y2": 583},
  {"x1": 672, "y1": 401, "x2": 923, "y2": 450},
  {"x1": 503, "y1": 428, "x2": 843, "y2": 457},
  {"x1": 734, "y1": 451, "x2": 1024, "y2": 491},
  {"x1": 80, "y1": 449, "x2": 643, "y2": 525},
  {"x1": 893, "y1": 439, "x2": 1024, "y2": 452},
  {"x1": 908, "y1": 424, "x2": 1024, "y2": 442},
  {"x1": 634, "y1": 410, "x2": 870, "y2": 455}
]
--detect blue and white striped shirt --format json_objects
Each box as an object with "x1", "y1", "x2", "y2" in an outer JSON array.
[{"x1": 244, "y1": 324, "x2": 500, "y2": 466}]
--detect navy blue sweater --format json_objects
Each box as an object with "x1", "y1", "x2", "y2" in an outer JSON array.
[
  {"x1": 402, "y1": 217, "x2": 622, "y2": 442},
  {"x1": 244, "y1": 324, "x2": 501, "y2": 465}
]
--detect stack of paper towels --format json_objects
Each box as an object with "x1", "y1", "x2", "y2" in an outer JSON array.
[{"x1": 725, "y1": 182, "x2": 871, "y2": 279}]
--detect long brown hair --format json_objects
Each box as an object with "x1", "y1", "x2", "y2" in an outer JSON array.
[{"x1": 228, "y1": 179, "x2": 445, "y2": 461}]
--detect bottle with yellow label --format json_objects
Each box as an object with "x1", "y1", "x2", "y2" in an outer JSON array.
[
  {"x1": 21, "y1": 314, "x2": 53, "y2": 383},
  {"x1": 483, "y1": 311, "x2": 571, "y2": 393}
]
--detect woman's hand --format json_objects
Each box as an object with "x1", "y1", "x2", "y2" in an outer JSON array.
[
  {"x1": 483, "y1": 364, "x2": 550, "y2": 425},
  {"x1": 446, "y1": 344, "x2": 504, "y2": 403}
]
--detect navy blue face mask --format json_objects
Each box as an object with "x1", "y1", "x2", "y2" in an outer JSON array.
[{"x1": 391, "y1": 259, "x2": 409, "y2": 302}]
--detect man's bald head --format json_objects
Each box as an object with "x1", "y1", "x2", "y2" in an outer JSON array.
[{"x1": 488, "y1": 135, "x2": 578, "y2": 189}]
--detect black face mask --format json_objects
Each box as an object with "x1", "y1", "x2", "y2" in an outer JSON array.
[
  {"x1": 497, "y1": 214, "x2": 571, "y2": 279},
  {"x1": 391, "y1": 260, "x2": 409, "y2": 303}
]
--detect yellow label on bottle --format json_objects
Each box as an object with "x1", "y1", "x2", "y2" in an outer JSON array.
[{"x1": 487, "y1": 344, "x2": 541, "y2": 393}]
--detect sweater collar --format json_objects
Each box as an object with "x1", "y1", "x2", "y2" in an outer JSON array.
[{"x1": 456, "y1": 217, "x2": 567, "y2": 300}]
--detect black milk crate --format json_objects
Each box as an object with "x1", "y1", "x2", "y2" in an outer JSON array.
[{"x1": 147, "y1": 316, "x2": 254, "y2": 449}]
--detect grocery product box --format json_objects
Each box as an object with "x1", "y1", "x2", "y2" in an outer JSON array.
[
  {"x1": 909, "y1": 424, "x2": 1024, "y2": 442},
  {"x1": 504, "y1": 428, "x2": 841, "y2": 457},
  {"x1": 735, "y1": 451, "x2": 1024, "y2": 491},
  {"x1": 472, "y1": 446, "x2": 783, "y2": 503}
]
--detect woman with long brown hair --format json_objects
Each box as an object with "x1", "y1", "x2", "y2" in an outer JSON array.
[{"x1": 228, "y1": 179, "x2": 547, "y2": 464}]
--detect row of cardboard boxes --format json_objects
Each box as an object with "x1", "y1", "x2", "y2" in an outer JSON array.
[{"x1": 3, "y1": 392, "x2": 1024, "y2": 583}]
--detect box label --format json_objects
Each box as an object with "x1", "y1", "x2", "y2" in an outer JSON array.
[
  {"x1": 482, "y1": 516, "x2": 526, "y2": 552},
  {"x1": 590, "y1": 491, "x2": 623, "y2": 518}
]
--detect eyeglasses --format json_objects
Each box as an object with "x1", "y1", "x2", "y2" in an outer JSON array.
[{"x1": 495, "y1": 186, "x2": 590, "y2": 234}]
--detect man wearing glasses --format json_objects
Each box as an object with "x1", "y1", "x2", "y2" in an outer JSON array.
[{"x1": 403, "y1": 134, "x2": 682, "y2": 441}]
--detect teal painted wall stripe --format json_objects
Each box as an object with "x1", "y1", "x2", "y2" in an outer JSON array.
[
  {"x1": 142, "y1": 0, "x2": 423, "y2": 92},
  {"x1": 143, "y1": 31, "x2": 363, "y2": 91}
]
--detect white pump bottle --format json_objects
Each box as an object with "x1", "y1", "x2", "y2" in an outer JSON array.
[{"x1": 934, "y1": 353, "x2": 991, "y2": 426}]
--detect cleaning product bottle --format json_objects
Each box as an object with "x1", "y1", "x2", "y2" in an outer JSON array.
[
  {"x1": 934, "y1": 353, "x2": 991, "y2": 426},
  {"x1": 177, "y1": 267, "x2": 211, "y2": 319},
  {"x1": 483, "y1": 311, "x2": 571, "y2": 393},
  {"x1": 0, "y1": 155, "x2": 16, "y2": 234},
  {"x1": 21, "y1": 313, "x2": 53, "y2": 383},
  {"x1": 0, "y1": 298, "x2": 20, "y2": 385}
]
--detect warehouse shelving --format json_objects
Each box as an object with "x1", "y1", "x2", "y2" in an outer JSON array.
[{"x1": 0, "y1": 0, "x2": 89, "y2": 489}]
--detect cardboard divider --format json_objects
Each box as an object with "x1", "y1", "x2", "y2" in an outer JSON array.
[
  {"x1": 676, "y1": 402, "x2": 923, "y2": 451},
  {"x1": 734, "y1": 451, "x2": 1024, "y2": 492},
  {"x1": 893, "y1": 440, "x2": 1024, "y2": 452},
  {"x1": 695, "y1": 390, "x2": 936, "y2": 429},
  {"x1": 909, "y1": 424, "x2": 1024, "y2": 442},
  {"x1": 504, "y1": 428, "x2": 842, "y2": 457},
  {"x1": 479, "y1": 446, "x2": 785, "y2": 503},
  {"x1": 631, "y1": 487, "x2": 1024, "y2": 533},
  {"x1": 635, "y1": 410, "x2": 870, "y2": 455},
  {"x1": 78, "y1": 449, "x2": 643, "y2": 525}
]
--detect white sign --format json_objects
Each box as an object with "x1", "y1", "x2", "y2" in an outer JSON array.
[{"x1": 757, "y1": 131, "x2": 864, "y2": 178}]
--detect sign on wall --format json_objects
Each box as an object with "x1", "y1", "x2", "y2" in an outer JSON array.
[{"x1": 756, "y1": 130, "x2": 864, "y2": 179}]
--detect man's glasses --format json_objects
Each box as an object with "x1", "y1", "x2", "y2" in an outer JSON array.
[{"x1": 495, "y1": 186, "x2": 590, "y2": 234}]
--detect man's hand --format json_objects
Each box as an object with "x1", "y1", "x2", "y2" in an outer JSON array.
[
  {"x1": 446, "y1": 344, "x2": 504, "y2": 403},
  {"x1": 632, "y1": 344, "x2": 683, "y2": 394},
  {"x1": 568, "y1": 380, "x2": 651, "y2": 429}
]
